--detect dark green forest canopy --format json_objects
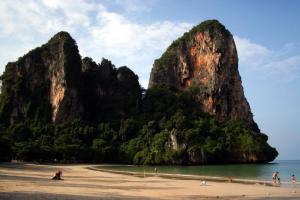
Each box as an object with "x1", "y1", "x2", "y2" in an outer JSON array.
[{"x1": 0, "y1": 84, "x2": 277, "y2": 164}]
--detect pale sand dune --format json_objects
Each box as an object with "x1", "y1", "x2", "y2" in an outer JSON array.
[{"x1": 0, "y1": 163, "x2": 299, "y2": 200}]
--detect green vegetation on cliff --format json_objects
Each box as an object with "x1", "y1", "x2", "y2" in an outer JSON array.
[
  {"x1": 153, "y1": 20, "x2": 230, "y2": 74},
  {"x1": 0, "y1": 31, "x2": 82, "y2": 125},
  {"x1": 0, "y1": 86, "x2": 277, "y2": 164},
  {"x1": 0, "y1": 29, "x2": 278, "y2": 164}
]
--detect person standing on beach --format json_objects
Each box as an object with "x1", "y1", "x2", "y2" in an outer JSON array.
[
  {"x1": 272, "y1": 172, "x2": 277, "y2": 184},
  {"x1": 291, "y1": 174, "x2": 296, "y2": 185},
  {"x1": 154, "y1": 167, "x2": 158, "y2": 176},
  {"x1": 276, "y1": 172, "x2": 280, "y2": 184}
]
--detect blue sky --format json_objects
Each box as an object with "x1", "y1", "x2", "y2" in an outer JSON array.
[{"x1": 0, "y1": 0, "x2": 299, "y2": 160}]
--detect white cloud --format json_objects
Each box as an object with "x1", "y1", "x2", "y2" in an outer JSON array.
[
  {"x1": 0, "y1": 0, "x2": 191, "y2": 88},
  {"x1": 234, "y1": 36, "x2": 300, "y2": 82},
  {"x1": 263, "y1": 56, "x2": 300, "y2": 81},
  {"x1": 1, "y1": 0, "x2": 298, "y2": 89},
  {"x1": 234, "y1": 36, "x2": 270, "y2": 66},
  {"x1": 0, "y1": 0, "x2": 103, "y2": 38},
  {"x1": 0, "y1": 0, "x2": 105, "y2": 71},
  {"x1": 80, "y1": 11, "x2": 191, "y2": 82}
]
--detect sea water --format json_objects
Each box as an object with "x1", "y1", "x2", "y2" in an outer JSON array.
[{"x1": 97, "y1": 160, "x2": 300, "y2": 183}]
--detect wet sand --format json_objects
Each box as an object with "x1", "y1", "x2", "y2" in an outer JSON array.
[{"x1": 0, "y1": 163, "x2": 299, "y2": 200}]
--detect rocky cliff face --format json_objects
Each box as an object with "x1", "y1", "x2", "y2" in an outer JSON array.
[
  {"x1": 0, "y1": 32, "x2": 83, "y2": 124},
  {"x1": 0, "y1": 28, "x2": 277, "y2": 164},
  {"x1": 0, "y1": 32, "x2": 141, "y2": 125},
  {"x1": 149, "y1": 20, "x2": 256, "y2": 129},
  {"x1": 81, "y1": 57, "x2": 141, "y2": 122}
]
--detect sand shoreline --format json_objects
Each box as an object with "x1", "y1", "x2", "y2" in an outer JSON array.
[
  {"x1": 88, "y1": 166, "x2": 279, "y2": 186},
  {"x1": 0, "y1": 163, "x2": 299, "y2": 199}
]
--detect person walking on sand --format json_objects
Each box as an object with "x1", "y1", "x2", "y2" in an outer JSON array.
[
  {"x1": 272, "y1": 172, "x2": 277, "y2": 184},
  {"x1": 276, "y1": 172, "x2": 281, "y2": 185},
  {"x1": 154, "y1": 167, "x2": 158, "y2": 176},
  {"x1": 291, "y1": 174, "x2": 296, "y2": 185}
]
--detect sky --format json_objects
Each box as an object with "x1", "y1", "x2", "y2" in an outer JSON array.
[{"x1": 0, "y1": 0, "x2": 299, "y2": 160}]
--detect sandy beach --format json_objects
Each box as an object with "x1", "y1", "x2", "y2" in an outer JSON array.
[{"x1": 0, "y1": 163, "x2": 299, "y2": 200}]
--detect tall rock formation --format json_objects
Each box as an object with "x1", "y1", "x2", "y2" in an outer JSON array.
[
  {"x1": 81, "y1": 57, "x2": 141, "y2": 122},
  {"x1": 0, "y1": 32, "x2": 83, "y2": 124},
  {"x1": 149, "y1": 20, "x2": 256, "y2": 129},
  {"x1": 0, "y1": 32, "x2": 141, "y2": 125},
  {"x1": 0, "y1": 28, "x2": 277, "y2": 164}
]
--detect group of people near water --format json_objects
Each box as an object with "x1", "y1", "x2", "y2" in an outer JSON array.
[
  {"x1": 272, "y1": 171, "x2": 281, "y2": 184},
  {"x1": 272, "y1": 171, "x2": 297, "y2": 186}
]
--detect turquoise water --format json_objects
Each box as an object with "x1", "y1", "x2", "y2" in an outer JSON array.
[{"x1": 97, "y1": 160, "x2": 300, "y2": 182}]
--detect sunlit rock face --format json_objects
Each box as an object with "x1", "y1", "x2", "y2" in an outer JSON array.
[
  {"x1": 149, "y1": 20, "x2": 256, "y2": 129},
  {"x1": 0, "y1": 32, "x2": 83, "y2": 124},
  {"x1": 0, "y1": 32, "x2": 141, "y2": 125}
]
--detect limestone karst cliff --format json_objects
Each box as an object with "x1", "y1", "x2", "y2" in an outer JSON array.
[
  {"x1": 80, "y1": 57, "x2": 141, "y2": 122},
  {"x1": 0, "y1": 32, "x2": 83, "y2": 124},
  {"x1": 0, "y1": 32, "x2": 141, "y2": 125},
  {"x1": 0, "y1": 25, "x2": 278, "y2": 164},
  {"x1": 149, "y1": 20, "x2": 257, "y2": 130}
]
